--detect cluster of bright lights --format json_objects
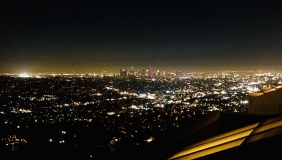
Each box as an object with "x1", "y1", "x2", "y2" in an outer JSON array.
[
  {"x1": 59, "y1": 140, "x2": 65, "y2": 143},
  {"x1": 107, "y1": 112, "x2": 115, "y2": 115},
  {"x1": 247, "y1": 86, "x2": 260, "y2": 93},
  {"x1": 18, "y1": 73, "x2": 32, "y2": 78},
  {"x1": 145, "y1": 136, "x2": 154, "y2": 143}
]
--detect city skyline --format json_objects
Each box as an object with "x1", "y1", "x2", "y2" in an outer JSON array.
[{"x1": 1, "y1": 1, "x2": 282, "y2": 73}]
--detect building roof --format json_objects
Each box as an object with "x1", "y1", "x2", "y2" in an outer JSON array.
[
  {"x1": 129, "y1": 112, "x2": 278, "y2": 160},
  {"x1": 170, "y1": 113, "x2": 282, "y2": 159}
]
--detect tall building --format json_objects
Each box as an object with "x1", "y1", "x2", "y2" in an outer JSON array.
[
  {"x1": 120, "y1": 69, "x2": 127, "y2": 77},
  {"x1": 176, "y1": 71, "x2": 182, "y2": 78},
  {"x1": 129, "y1": 66, "x2": 134, "y2": 76},
  {"x1": 156, "y1": 70, "x2": 160, "y2": 78},
  {"x1": 149, "y1": 66, "x2": 152, "y2": 77},
  {"x1": 141, "y1": 68, "x2": 146, "y2": 78}
]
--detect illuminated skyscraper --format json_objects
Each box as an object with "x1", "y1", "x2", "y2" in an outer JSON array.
[
  {"x1": 129, "y1": 66, "x2": 134, "y2": 76},
  {"x1": 157, "y1": 70, "x2": 160, "y2": 77},
  {"x1": 176, "y1": 71, "x2": 182, "y2": 78},
  {"x1": 120, "y1": 69, "x2": 127, "y2": 77},
  {"x1": 141, "y1": 68, "x2": 146, "y2": 77},
  {"x1": 149, "y1": 65, "x2": 152, "y2": 77}
]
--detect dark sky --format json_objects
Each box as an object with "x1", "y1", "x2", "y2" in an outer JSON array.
[{"x1": 1, "y1": 1, "x2": 282, "y2": 73}]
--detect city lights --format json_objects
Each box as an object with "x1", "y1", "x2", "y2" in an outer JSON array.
[
  {"x1": 1, "y1": 70, "x2": 282, "y2": 158},
  {"x1": 18, "y1": 73, "x2": 32, "y2": 78}
]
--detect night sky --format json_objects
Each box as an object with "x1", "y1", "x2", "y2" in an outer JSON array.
[{"x1": 1, "y1": 1, "x2": 282, "y2": 73}]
